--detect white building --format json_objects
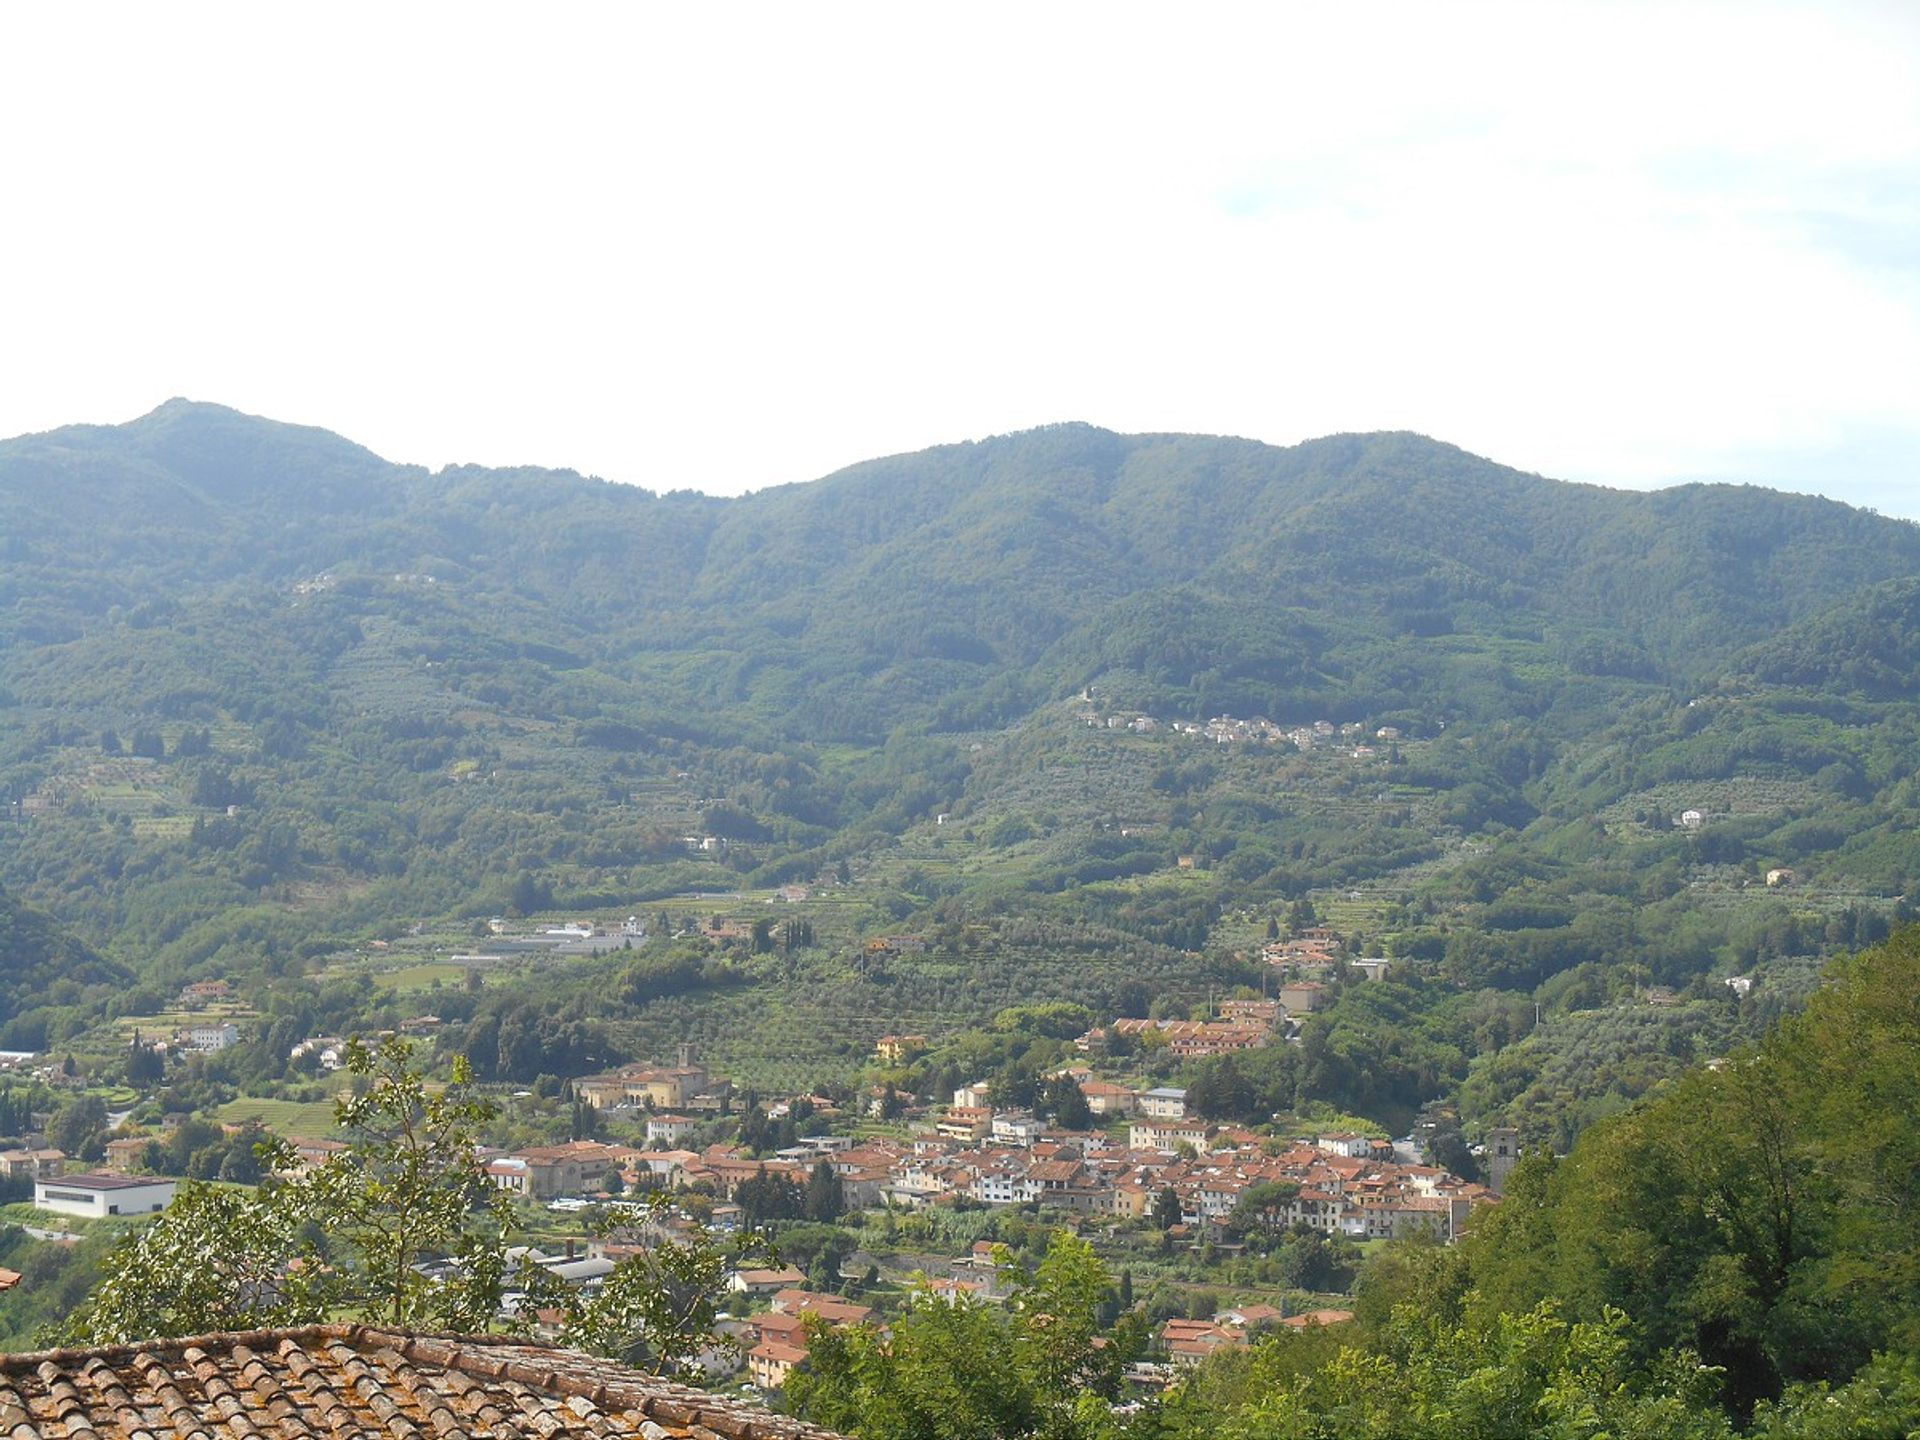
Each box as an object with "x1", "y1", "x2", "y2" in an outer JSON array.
[
  {"x1": 1315, "y1": 1131, "x2": 1375, "y2": 1159},
  {"x1": 1139, "y1": 1087, "x2": 1188, "y2": 1120},
  {"x1": 646, "y1": 1114, "x2": 697, "y2": 1145},
  {"x1": 35, "y1": 1172, "x2": 176, "y2": 1219},
  {"x1": 185, "y1": 1023, "x2": 241, "y2": 1052},
  {"x1": 991, "y1": 1111, "x2": 1044, "y2": 1147}
]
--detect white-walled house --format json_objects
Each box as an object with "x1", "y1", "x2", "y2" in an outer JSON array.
[
  {"x1": 36, "y1": 1172, "x2": 176, "y2": 1218},
  {"x1": 1139, "y1": 1087, "x2": 1188, "y2": 1119},
  {"x1": 184, "y1": 1023, "x2": 241, "y2": 1052}
]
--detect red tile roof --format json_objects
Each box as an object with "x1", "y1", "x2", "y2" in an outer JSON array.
[{"x1": 0, "y1": 1324, "x2": 847, "y2": 1439}]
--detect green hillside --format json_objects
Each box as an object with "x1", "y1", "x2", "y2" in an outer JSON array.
[{"x1": 0, "y1": 401, "x2": 1916, "y2": 1138}]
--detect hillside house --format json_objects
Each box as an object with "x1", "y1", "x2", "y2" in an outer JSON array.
[
  {"x1": 1139, "y1": 1087, "x2": 1188, "y2": 1120},
  {"x1": 646, "y1": 1114, "x2": 698, "y2": 1146},
  {"x1": 747, "y1": 1338, "x2": 808, "y2": 1390},
  {"x1": 874, "y1": 1034, "x2": 927, "y2": 1064},
  {"x1": 937, "y1": 1107, "x2": 992, "y2": 1143},
  {"x1": 177, "y1": 979, "x2": 233, "y2": 1009},
  {"x1": 991, "y1": 1111, "x2": 1044, "y2": 1146},
  {"x1": 1278, "y1": 981, "x2": 1326, "y2": 1014},
  {"x1": 0, "y1": 1148, "x2": 65, "y2": 1180},
  {"x1": 728, "y1": 1265, "x2": 807, "y2": 1296},
  {"x1": 1129, "y1": 1119, "x2": 1211, "y2": 1152},
  {"x1": 103, "y1": 1136, "x2": 150, "y2": 1173},
  {"x1": 1162, "y1": 1319, "x2": 1240, "y2": 1366},
  {"x1": 1314, "y1": 1131, "x2": 1375, "y2": 1159},
  {"x1": 183, "y1": 1022, "x2": 241, "y2": 1052},
  {"x1": 575, "y1": 1046, "x2": 731, "y2": 1111},
  {"x1": 1080, "y1": 1080, "x2": 1138, "y2": 1116}
]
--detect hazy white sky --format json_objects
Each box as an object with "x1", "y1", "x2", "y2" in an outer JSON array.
[{"x1": 2, "y1": 2, "x2": 1916, "y2": 515}]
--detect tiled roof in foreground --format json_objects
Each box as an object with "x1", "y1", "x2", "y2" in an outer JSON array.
[{"x1": 0, "y1": 1324, "x2": 845, "y2": 1440}]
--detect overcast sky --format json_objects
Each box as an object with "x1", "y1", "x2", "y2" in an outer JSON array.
[{"x1": 2, "y1": 2, "x2": 1915, "y2": 516}]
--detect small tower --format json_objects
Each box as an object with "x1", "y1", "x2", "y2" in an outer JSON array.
[{"x1": 1486, "y1": 1126, "x2": 1520, "y2": 1193}]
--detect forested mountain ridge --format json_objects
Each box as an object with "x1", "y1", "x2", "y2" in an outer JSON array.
[{"x1": 6, "y1": 403, "x2": 1916, "y2": 710}]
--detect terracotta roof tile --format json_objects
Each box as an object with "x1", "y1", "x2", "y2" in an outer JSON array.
[{"x1": 0, "y1": 1326, "x2": 846, "y2": 1440}]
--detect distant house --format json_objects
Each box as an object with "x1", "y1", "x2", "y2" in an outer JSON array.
[
  {"x1": 1139, "y1": 1087, "x2": 1187, "y2": 1120},
  {"x1": 1278, "y1": 981, "x2": 1326, "y2": 1014},
  {"x1": 285, "y1": 1137, "x2": 349, "y2": 1173},
  {"x1": 575, "y1": 1046, "x2": 730, "y2": 1112},
  {"x1": 486, "y1": 1145, "x2": 589, "y2": 1201},
  {"x1": 951, "y1": 1081, "x2": 992, "y2": 1109},
  {"x1": 1080, "y1": 1080, "x2": 1138, "y2": 1117},
  {"x1": 1215, "y1": 1303, "x2": 1285, "y2": 1332},
  {"x1": 0, "y1": 1149, "x2": 65, "y2": 1181},
  {"x1": 103, "y1": 1137, "x2": 150, "y2": 1174},
  {"x1": 290, "y1": 1035, "x2": 346, "y2": 1070},
  {"x1": 177, "y1": 980, "x2": 232, "y2": 1009},
  {"x1": 35, "y1": 1172, "x2": 175, "y2": 1219},
  {"x1": 183, "y1": 1023, "x2": 241, "y2": 1052},
  {"x1": 1162, "y1": 1318, "x2": 1240, "y2": 1366},
  {"x1": 646, "y1": 1114, "x2": 697, "y2": 1146},
  {"x1": 1765, "y1": 867, "x2": 1797, "y2": 887},
  {"x1": 1314, "y1": 1131, "x2": 1374, "y2": 1159},
  {"x1": 936, "y1": 1107, "x2": 992, "y2": 1143},
  {"x1": 874, "y1": 1035, "x2": 927, "y2": 1065},
  {"x1": 748, "y1": 1339, "x2": 808, "y2": 1390},
  {"x1": 991, "y1": 1111, "x2": 1044, "y2": 1147},
  {"x1": 1677, "y1": 809, "x2": 1706, "y2": 829},
  {"x1": 728, "y1": 1265, "x2": 807, "y2": 1296},
  {"x1": 1128, "y1": 1119, "x2": 1210, "y2": 1152}
]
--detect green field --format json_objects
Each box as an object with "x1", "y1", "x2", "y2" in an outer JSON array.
[
  {"x1": 214, "y1": 1096, "x2": 343, "y2": 1136},
  {"x1": 372, "y1": 961, "x2": 468, "y2": 991}
]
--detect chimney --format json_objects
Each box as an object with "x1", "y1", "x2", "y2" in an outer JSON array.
[{"x1": 565, "y1": 1238, "x2": 576, "y2": 1261}]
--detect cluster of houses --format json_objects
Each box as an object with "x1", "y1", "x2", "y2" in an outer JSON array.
[
  {"x1": 1078, "y1": 709, "x2": 1405, "y2": 756},
  {"x1": 287, "y1": 1016, "x2": 442, "y2": 1071},
  {"x1": 863, "y1": 1090, "x2": 1486, "y2": 1242},
  {"x1": 1263, "y1": 928, "x2": 1396, "y2": 988},
  {"x1": 739, "y1": 1288, "x2": 875, "y2": 1389},
  {"x1": 483, "y1": 1066, "x2": 1487, "y2": 1254}
]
